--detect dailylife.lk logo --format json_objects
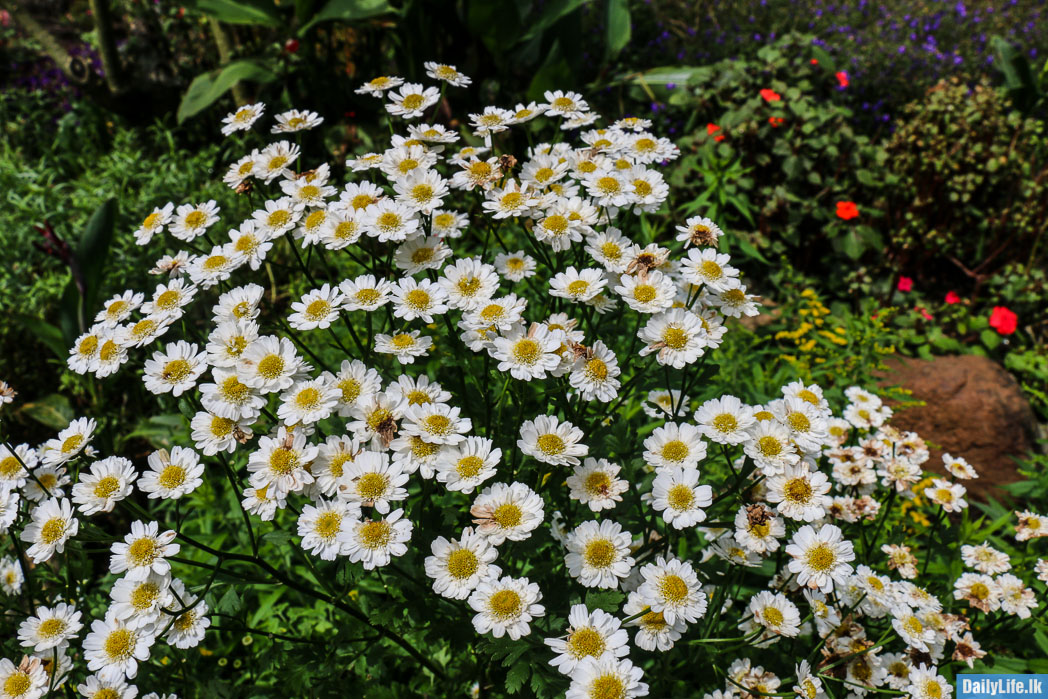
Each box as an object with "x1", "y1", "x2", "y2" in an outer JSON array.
[{"x1": 959, "y1": 675, "x2": 1048, "y2": 699}]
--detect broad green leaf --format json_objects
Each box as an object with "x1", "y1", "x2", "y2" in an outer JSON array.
[
  {"x1": 14, "y1": 314, "x2": 66, "y2": 360},
  {"x1": 19, "y1": 393, "x2": 74, "y2": 430},
  {"x1": 177, "y1": 59, "x2": 278, "y2": 123},
  {"x1": 298, "y1": 0, "x2": 395, "y2": 35},
  {"x1": 195, "y1": 0, "x2": 281, "y2": 25},
  {"x1": 76, "y1": 198, "x2": 117, "y2": 331},
  {"x1": 517, "y1": 0, "x2": 589, "y2": 45},
  {"x1": 585, "y1": 589, "x2": 625, "y2": 612},
  {"x1": 604, "y1": 0, "x2": 630, "y2": 59},
  {"x1": 527, "y1": 40, "x2": 573, "y2": 102},
  {"x1": 506, "y1": 660, "x2": 529, "y2": 694}
]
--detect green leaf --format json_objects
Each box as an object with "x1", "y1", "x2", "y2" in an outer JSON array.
[
  {"x1": 177, "y1": 59, "x2": 278, "y2": 123},
  {"x1": 193, "y1": 0, "x2": 281, "y2": 26},
  {"x1": 298, "y1": 0, "x2": 395, "y2": 35},
  {"x1": 604, "y1": 0, "x2": 630, "y2": 59},
  {"x1": 585, "y1": 589, "x2": 625, "y2": 613},
  {"x1": 527, "y1": 40, "x2": 573, "y2": 102},
  {"x1": 505, "y1": 660, "x2": 529, "y2": 694},
  {"x1": 217, "y1": 586, "x2": 242, "y2": 614},
  {"x1": 14, "y1": 314, "x2": 67, "y2": 360},
  {"x1": 75, "y1": 198, "x2": 117, "y2": 333},
  {"x1": 124, "y1": 414, "x2": 186, "y2": 449},
  {"x1": 517, "y1": 0, "x2": 589, "y2": 45},
  {"x1": 18, "y1": 393, "x2": 74, "y2": 430},
  {"x1": 980, "y1": 329, "x2": 1002, "y2": 350}
]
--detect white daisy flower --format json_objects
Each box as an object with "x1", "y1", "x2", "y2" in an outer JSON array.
[
  {"x1": 297, "y1": 499, "x2": 360, "y2": 560},
  {"x1": 643, "y1": 423, "x2": 707, "y2": 471},
  {"x1": 199, "y1": 367, "x2": 265, "y2": 421},
  {"x1": 566, "y1": 657, "x2": 648, "y2": 699},
  {"x1": 744, "y1": 421, "x2": 800, "y2": 476},
  {"x1": 18, "y1": 602, "x2": 83, "y2": 652},
  {"x1": 494, "y1": 250, "x2": 537, "y2": 281},
  {"x1": 637, "y1": 308, "x2": 708, "y2": 368},
  {"x1": 491, "y1": 325, "x2": 561, "y2": 381},
  {"x1": 109, "y1": 520, "x2": 179, "y2": 580},
  {"x1": 636, "y1": 556, "x2": 707, "y2": 625},
  {"x1": 77, "y1": 674, "x2": 138, "y2": 699},
  {"x1": 0, "y1": 443, "x2": 34, "y2": 490},
  {"x1": 142, "y1": 341, "x2": 207, "y2": 397},
  {"x1": 393, "y1": 235, "x2": 451, "y2": 275},
  {"x1": 649, "y1": 467, "x2": 713, "y2": 529},
  {"x1": 565, "y1": 519, "x2": 635, "y2": 589},
  {"x1": 41, "y1": 417, "x2": 96, "y2": 467},
  {"x1": 584, "y1": 169, "x2": 631, "y2": 207},
  {"x1": 344, "y1": 508, "x2": 413, "y2": 569},
  {"x1": 237, "y1": 335, "x2": 307, "y2": 394},
  {"x1": 271, "y1": 108, "x2": 323, "y2": 133},
  {"x1": 439, "y1": 258, "x2": 500, "y2": 311},
  {"x1": 424, "y1": 527, "x2": 498, "y2": 600},
  {"x1": 785, "y1": 523, "x2": 855, "y2": 593},
  {"x1": 287, "y1": 284, "x2": 345, "y2": 331},
  {"x1": 139, "y1": 447, "x2": 203, "y2": 500},
  {"x1": 1, "y1": 556, "x2": 25, "y2": 596},
  {"x1": 435, "y1": 436, "x2": 501, "y2": 494},
  {"x1": 221, "y1": 102, "x2": 265, "y2": 135},
  {"x1": 623, "y1": 590, "x2": 685, "y2": 652},
  {"x1": 277, "y1": 377, "x2": 339, "y2": 425},
  {"x1": 482, "y1": 180, "x2": 541, "y2": 219},
  {"x1": 566, "y1": 458, "x2": 628, "y2": 512},
  {"x1": 695, "y1": 396, "x2": 756, "y2": 445},
  {"x1": 246, "y1": 427, "x2": 318, "y2": 497},
  {"x1": 681, "y1": 246, "x2": 740, "y2": 293},
  {"x1": 385, "y1": 82, "x2": 440, "y2": 119},
  {"x1": 354, "y1": 75, "x2": 404, "y2": 96},
  {"x1": 82, "y1": 613, "x2": 156, "y2": 682},
  {"x1": 549, "y1": 267, "x2": 607, "y2": 303},
  {"x1": 374, "y1": 330, "x2": 434, "y2": 364},
  {"x1": 518, "y1": 415, "x2": 588, "y2": 467},
  {"x1": 748, "y1": 590, "x2": 801, "y2": 638},
  {"x1": 169, "y1": 200, "x2": 220, "y2": 242},
  {"x1": 21, "y1": 497, "x2": 78, "y2": 563},
  {"x1": 109, "y1": 571, "x2": 172, "y2": 630},
  {"x1": 132, "y1": 202, "x2": 174, "y2": 245},
  {"x1": 68, "y1": 328, "x2": 103, "y2": 374},
  {"x1": 23, "y1": 465, "x2": 70, "y2": 503},
  {"x1": 339, "y1": 451, "x2": 408, "y2": 514},
  {"x1": 393, "y1": 168, "x2": 448, "y2": 214},
  {"x1": 165, "y1": 578, "x2": 211, "y2": 649},
  {"x1": 943, "y1": 453, "x2": 978, "y2": 480},
  {"x1": 431, "y1": 209, "x2": 468, "y2": 237},
  {"x1": 766, "y1": 463, "x2": 831, "y2": 522},
  {"x1": 469, "y1": 106, "x2": 515, "y2": 137},
  {"x1": 470, "y1": 482, "x2": 545, "y2": 545},
  {"x1": 0, "y1": 657, "x2": 48, "y2": 699},
  {"x1": 733, "y1": 504, "x2": 785, "y2": 554},
  {"x1": 544, "y1": 90, "x2": 589, "y2": 118},
  {"x1": 468, "y1": 570, "x2": 545, "y2": 640},
  {"x1": 675, "y1": 215, "x2": 723, "y2": 248},
  {"x1": 339, "y1": 274, "x2": 394, "y2": 313},
  {"x1": 926, "y1": 478, "x2": 968, "y2": 513},
  {"x1": 362, "y1": 199, "x2": 421, "y2": 242},
  {"x1": 71, "y1": 456, "x2": 137, "y2": 515},
  {"x1": 545, "y1": 604, "x2": 629, "y2": 675},
  {"x1": 189, "y1": 411, "x2": 251, "y2": 456},
  {"x1": 186, "y1": 247, "x2": 238, "y2": 289},
  {"x1": 141, "y1": 278, "x2": 197, "y2": 318},
  {"x1": 94, "y1": 291, "x2": 143, "y2": 327},
  {"x1": 255, "y1": 140, "x2": 300, "y2": 183},
  {"x1": 223, "y1": 151, "x2": 259, "y2": 189},
  {"x1": 906, "y1": 665, "x2": 952, "y2": 699}
]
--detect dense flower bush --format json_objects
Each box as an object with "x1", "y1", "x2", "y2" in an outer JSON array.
[{"x1": 2, "y1": 67, "x2": 1048, "y2": 698}]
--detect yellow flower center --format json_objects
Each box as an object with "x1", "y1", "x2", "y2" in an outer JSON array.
[
  {"x1": 763, "y1": 605, "x2": 784, "y2": 627},
  {"x1": 536, "y1": 434, "x2": 565, "y2": 456},
  {"x1": 661, "y1": 326, "x2": 690, "y2": 350},
  {"x1": 184, "y1": 210, "x2": 207, "y2": 228},
  {"x1": 667, "y1": 484, "x2": 695, "y2": 511},
  {"x1": 127, "y1": 537, "x2": 159, "y2": 566},
  {"x1": 131, "y1": 581, "x2": 161, "y2": 610},
  {"x1": 220, "y1": 376, "x2": 250, "y2": 403},
  {"x1": 757, "y1": 436, "x2": 783, "y2": 457},
  {"x1": 305, "y1": 299, "x2": 331, "y2": 321},
  {"x1": 492, "y1": 503, "x2": 523, "y2": 529},
  {"x1": 40, "y1": 517, "x2": 66, "y2": 544},
  {"x1": 660, "y1": 440, "x2": 689, "y2": 463},
  {"x1": 257, "y1": 354, "x2": 286, "y2": 380},
  {"x1": 500, "y1": 192, "x2": 525, "y2": 210},
  {"x1": 269, "y1": 448, "x2": 298, "y2": 476},
  {"x1": 512, "y1": 339, "x2": 542, "y2": 365},
  {"x1": 142, "y1": 212, "x2": 161, "y2": 229},
  {"x1": 104, "y1": 628, "x2": 136, "y2": 661},
  {"x1": 487, "y1": 589, "x2": 523, "y2": 620},
  {"x1": 446, "y1": 548, "x2": 479, "y2": 579},
  {"x1": 584, "y1": 358, "x2": 608, "y2": 382},
  {"x1": 356, "y1": 472, "x2": 389, "y2": 500},
  {"x1": 314, "y1": 511, "x2": 342, "y2": 540},
  {"x1": 3, "y1": 672, "x2": 31, "y2": 697},
  {"x1": 596, "y1": 176, "x2": 620, "y2": 195},
  {"x1": 158, "y1": 464, "x2": 186, "y2": 490},
  {"x1": 38, "y1": 617, "x2": 67, "y2": 638},
  {"x1": 162, "y1": 358, "x2": 193, "y2": 384},
  {"x1": 658, "y1": 573, "x2": 689, "y2": 603},
  {"x1": 699, "y1": 260, "x2": 723, "y2": 280},
  {"x1": 784, "y1": 477, "x2": 813, "y2": 503},
  {"x1": 567, "y1": 280, "x2": 590, "y2": 297},
  {"x1": 77, "y1": 335, "x2": 99, "y2": 357},
  {"x1": 787, "y1": 412, "x2": 811, "y2": 432},
  {"x1": 390, "y1": 333, "x2": 417, "y2": 350},
  {"x1": 584, "y1": 470, "x2": 611, "y2": 496},
  {"x1": 0, "y1": 456, "x2": 22, "y2": 478},
  {"x1": 456, "y1": 456, "x2": 485, "y2": 479},
  {"x1": 355, "y1": 288, "x2": 381, "y2": 305},
  {"x1": 566, "y1": 626, "x2": 606, "y2": 659},
  {"x1": 358, "y1": 520, "x2": 392, "y2": 550},
  {"x1": 806, "y1": 543, "x2": 836, "y2": 572},
  {"x1": 401, "y1": 93, "x2": 425, "y2": 110},
  {"x1": 583, "y1": 538, "x2": 616, "y2": 569}
]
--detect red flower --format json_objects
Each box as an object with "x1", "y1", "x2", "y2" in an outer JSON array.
[
  {"x1": 897, "y1": 276, "x2": 913, "y2": 293},
  {"x1": 988, "y1": 306, "x2": 1018, "y2": 335},
  {"x1": 759, "y1": 88, "x2": 781, "y2": 103},
  {"x1": 836, "y1": 201, "x2": 859, "y2": 220},
  {"x1": 810, "y1": 58, "x2": 819, "y2": 65},
  {"x1": 835, "y1": 71, "x2": 849, "y2": 88},
  {"x1": 915, "y1": 306, "x2": 933, "y2": 320},
  {"x1": 284, "y1": 38, "x2": 300, "y2": 54},
  {"x1": 768, "y1": 116, "x2": 785, "y2": 127},
  {"x1": 944, "y1": 291, "x2": 961, "y2": 305},
  {"x1": 706, "y1": 123, "x2": 724, "y2": 142}
]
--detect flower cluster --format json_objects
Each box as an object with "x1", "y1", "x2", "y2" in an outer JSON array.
[{"x1": 1, "y1": 64, "x2": 1045, "y2": 697}]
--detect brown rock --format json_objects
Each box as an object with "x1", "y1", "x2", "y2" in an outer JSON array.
[{"x1": 877, "y1": 355, "x2": 1038, "y2": 500}]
